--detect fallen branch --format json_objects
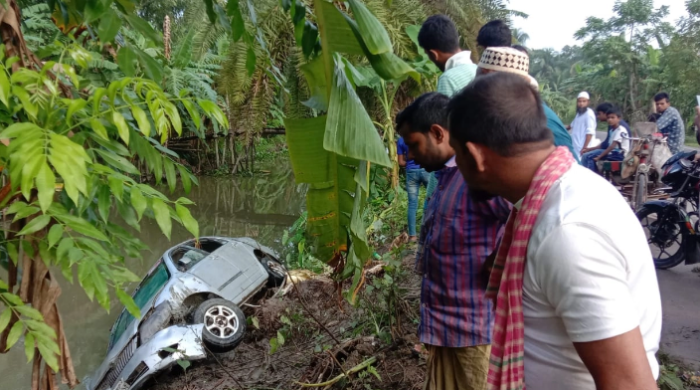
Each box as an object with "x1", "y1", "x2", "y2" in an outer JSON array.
[{"x1": 294, "y1": 357, "x2": 377, "y2": 388}]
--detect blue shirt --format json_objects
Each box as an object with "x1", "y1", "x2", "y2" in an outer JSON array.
[
  {"x1": 417, "y1": 157, "x2": 511, "y2": 347},
  {"x1": 543, "y1": 104, "x2": 579, "y2": 164},
  {"x1": 397, "y1": 137, "x2": 421, "y2": 170}
]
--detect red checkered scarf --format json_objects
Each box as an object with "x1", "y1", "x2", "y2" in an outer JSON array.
[{"x1": 486, "y1": 146, "x2": 575, "y2": 390}]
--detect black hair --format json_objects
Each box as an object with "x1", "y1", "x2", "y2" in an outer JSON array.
[
  {"x1": 418, "y1": 15, "x2": 460, "y2": 53},
  {"x1": 448, "y1": 72, "x2": 552, "y2": 156},
  {"x1": 396, "y1": 92, "x2": 450, "y2": 134},
  {"x1": 607, "y1": 106, "x2": 623, "y2": 118},
  {"x1": 654, "y1": 92, "x2": 670, "y2": 102},
  {"x1": 595, "y1": 102, "x2": 613, "y2": 114},
  {"x1": 512, "y1": 45, "x2": 529, "y2": 55},
  {"x1": 477, "y1": 20, "x2": 512, "y2": 48}
]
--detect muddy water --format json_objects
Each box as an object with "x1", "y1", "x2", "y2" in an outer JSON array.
[{"x1": 0, "y1": 159, "x2": 304, "y2": 389}]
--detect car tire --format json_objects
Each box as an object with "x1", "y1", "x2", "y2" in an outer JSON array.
[
  {"x1": 260, "y1": 256, "x2": 286, "y2": 287},
  {"x1": 194, "y1": 299, "x2": 246, "y2": 352}
]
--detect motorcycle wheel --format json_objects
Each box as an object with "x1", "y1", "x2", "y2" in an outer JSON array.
[{"x1": 637, "y1": 204, "x2": 686, "y2": 269}]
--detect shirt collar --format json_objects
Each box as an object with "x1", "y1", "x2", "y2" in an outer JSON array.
[
  {"x1": 445, "y1": 51, "x2": 473, "y2": 71},
  {"x1": 445, "y1": 155, "x2": 457, "y2": 168}
]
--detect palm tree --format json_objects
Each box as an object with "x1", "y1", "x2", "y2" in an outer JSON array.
[{"x1": 511, "y1": 27, "x2": 530, "y2": 46}]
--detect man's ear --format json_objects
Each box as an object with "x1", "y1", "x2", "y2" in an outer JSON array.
[
  {"x1": 429, "y1": 124, "x2": 448, "y2": 144},
  {"x1": 466, "y1": 142, "x2": 487, "y2": 173},
  {"x1": 427, "y1": 49, "x2": 439, "y2": 62}
]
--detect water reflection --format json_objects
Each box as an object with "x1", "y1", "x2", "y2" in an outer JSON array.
[{"x1": 0, "y1": 158, "x2": 303, "y2": 389}]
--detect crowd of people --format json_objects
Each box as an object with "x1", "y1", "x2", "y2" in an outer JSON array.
[{"x1": 395, "y1": 16, "x2": 662, "y2": 390}]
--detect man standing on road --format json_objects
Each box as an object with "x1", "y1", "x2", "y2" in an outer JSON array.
[
  {"x1": 396, "y1": 93, "x2": 511, "y2": 390},
  {"x1": 397, "y1": 136, "x2": 430, "y2": 242},
  {"x1": 655, "y1": 92, "x2": 685, "y2": 154},
  {"x1": 418, "y1": 15, "x2": 477, "y2": 98},
  {"x1": 568, "y1": 92, "x2": 597, "y2": 160},
  {"x1": 448, "y1": 72, "x2": 662, "y2": 390}
]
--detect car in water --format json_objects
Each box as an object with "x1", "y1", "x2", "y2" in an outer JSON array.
[{"x1": 87, "y1": 237, "x2": 286, "y2": 390}]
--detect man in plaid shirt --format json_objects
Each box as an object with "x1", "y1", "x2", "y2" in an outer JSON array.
[{"x1": 396, "y1": 92, "x2": 511, "y2": 390}]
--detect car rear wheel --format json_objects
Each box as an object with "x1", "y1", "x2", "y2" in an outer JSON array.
[
  {"x1": 194, "y1": 299, "x2": 246, "y2": 352},
  {"x1": 260, "y1": 256, "x2": 286, "y2": 287}
]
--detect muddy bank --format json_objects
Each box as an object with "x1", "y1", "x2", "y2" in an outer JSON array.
[{"x1": 148, "y1": 255, "x2": 425, "y2": 390}]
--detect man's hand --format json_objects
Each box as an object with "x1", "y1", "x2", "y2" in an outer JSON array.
[
  {"x1": 593, "y1": 157, "x2": 601, "y2": 162},
  {"x1": 566, "y1": 124, "x2": 572, "y2": 131},
  {"x1": 574, "y1": 328, "x2": 657, "y2": 390}
]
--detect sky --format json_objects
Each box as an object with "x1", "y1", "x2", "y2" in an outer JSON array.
[{"x1": 509, "y1": 0, "x2": 688, "y2": 50}]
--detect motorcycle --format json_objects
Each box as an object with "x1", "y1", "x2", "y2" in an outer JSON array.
[{"x1": 636, "y1": 151, "x2": 700, "y2": 269}]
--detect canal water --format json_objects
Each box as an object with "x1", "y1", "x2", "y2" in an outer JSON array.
[{"x1": 0, "y1": 159, "x2": 304, "y2": 389}]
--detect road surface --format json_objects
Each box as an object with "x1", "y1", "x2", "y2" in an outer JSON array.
[{"x1": 589, "y1": 130, "x2": 700, "y2": 367}]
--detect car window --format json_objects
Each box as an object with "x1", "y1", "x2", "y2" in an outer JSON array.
[
  {"x1": 171, "y1": 246, "x2": 208, "y2": 272},
  {"x1": 108, "y1": 261, "x2": 170, "y2": 350}
]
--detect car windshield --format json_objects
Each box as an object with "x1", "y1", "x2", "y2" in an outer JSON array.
[{"x1": 108, "y1": 261, "x2": 170, "y2": 350}]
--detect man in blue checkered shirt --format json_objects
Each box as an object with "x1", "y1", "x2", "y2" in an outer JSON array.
[{"x1": 654, "y1": 92, "x2": 685, "y2": 154}]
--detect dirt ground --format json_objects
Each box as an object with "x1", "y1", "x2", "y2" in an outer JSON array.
[{"x1": 148, "y1": 255, "x2": 426, "y2": 390}]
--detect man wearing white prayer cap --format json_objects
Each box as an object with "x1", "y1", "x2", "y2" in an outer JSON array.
[{"x1": 568, "y1": 91, "x2": 597, "y2": 160}]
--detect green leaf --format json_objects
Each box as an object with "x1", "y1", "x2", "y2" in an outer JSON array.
[
  {"x1": 203, "y1": 0, "x2": 216, "y2": 23},
  {"x1": 302, "y1": 22, "x2": 318, "y2": 58},
  {"x1": 131, "y1": 105, "x2": 150, "y2": 136},
  {"x1": 197, "y1": 99, "x2": 228, "y2": 128},
  {"x1": 6, "y1": 321, "x2": 23, "y2": 350},
  {"x1": 347, "y1": 0, "x2": 392, "y2": 55},
  {"x1": 57, "y1": 215, "x2": 109, "y2": 241},
  {"x1": 37, "y1": 338, "x2": 59, "y2": 372},
  {"x1": 66, "y1": 99, "x2": 87, "y2": 126},
  {"x1": 269, "y1": 337, "x2": 279, "y2": 354},
  {"x1": 316, "y1": 1, "x2": 364, "y2": 55},
  {"x1": 125, "y1": 14, "x2": 162, "y2": 44},
  {"x1": 91, "y1": 119, "x2": 109, "y2": 140},
  {"x1": 228, "y1": 0, "x2": 245, "y2": 41},
  {"x1": 173, "y1": 29, "x2": 195, "y2": 68},
  {"x1": 12, "y1": 86, "x2": 37, "y2": 119},
  {"x1": 112, "y1": 111, "x2": 130, "y2": 145},
  {"x1": 12, "y1": 205, "x2": 40, "y2": 222},
  {"x1": 0, "y1": 68, "x2": 10, "y2": 107},
  {"x1": 151, "y1": 198, "x2": 172, "y2": 239},
  {"x1": 285, "y1": 116, "x2": 330, "y2": 183},
  {"x1": 6, "y1": 242, "x2": 17, "y2": 265},
  {"x1": 130, "y1": 187, "x2": 147, "y2": 220},
  {"x1": 134, "y1": 48, "x2": 163, "y2": 81},
  {"x1": 47, "y1": 224, "x2": 63, "y2": 249},
  {"x1": 117, "y1": 46, "x2": 137, "y2": 77},
  {"x1": 164, "y1": 159, "x2": 176, "y2": 193},
  {"x1": 18, "y1": 215, "x2": 50, "y2": 236},
  {"x1": 6, "y1": 201, "x2": 28, "y2": 215},
  {"x1": 116, "y1": 288, "x2": 141, "y2": 319},
  {"x1": 182, "y1": 100, "x2": 201, "y2": 131},
  {"x1": 98, "y1": 185, "x2": 111, "y2": 222},
  {"x1": 0, "y1": 310, "x2": 11, "y2": 334},
  {"x1": 56, "y1": 237, "x2": 74, "y2": 261},
  {"x1": 35, "y1": 163, "x2": 55, "y2": 213},
  {"x1": 324, "y1": 56, "x2": 391, "y2": 167},
  {"x1": 14, "y1": 305, "x2": 43, "y2": 320},
  {"x1": 24, "y1": 333, "x2": 34, "y2": 363},
  {"x1": 177, "y1": 359, "x2": 191, "y2": 371},
  {"x1": 94, "y1": 149, "x2": 140, "y2": 175},
  {"x1": 177, "y1": 165, "x2": 193, "y2": 194},
  {"x1": 246, "y1": 46, "x2": 256, "y2": 76},
  {"x1": 176, "y1": 204, "x2": 199, "y2": 238},
  {"x1": 300, "y1": 55, "x2": 328, "y2": 111},
  {"x1": 251, "y1": 316, "x2": 260, "y2": 329},
  {"x1": 98, "y1": 12, "x2": 122, "y2": 43},
  {"x1": 277, "y1": 330, "x2": 285, "y2": 345},
  {"x1": 344, "y1": 16, "x2": 419, "y2": 82}
]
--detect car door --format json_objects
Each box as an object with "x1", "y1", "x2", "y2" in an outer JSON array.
[{"x1": 188, "y1": 241, "x2": 267, "y2": 304}]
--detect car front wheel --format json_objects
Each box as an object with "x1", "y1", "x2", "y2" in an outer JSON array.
[
  {"x1": 194, "y1": 299, "x2": 246, "y2": 352},
  {"x1": 261, "y1": 256, "x2": 286, "y2": 287}
]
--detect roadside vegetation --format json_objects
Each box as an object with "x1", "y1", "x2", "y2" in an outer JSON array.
[{"x1": 0, "y1": 0, "x2": 698, "y2": 389}]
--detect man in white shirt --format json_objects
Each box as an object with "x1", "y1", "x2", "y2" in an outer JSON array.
[
  {"x1": 446, "y1": 72, "x2": 661, "y2": 390},
  {"x1": 568, "y1": 91, "x2": 598, "y2": 159}
]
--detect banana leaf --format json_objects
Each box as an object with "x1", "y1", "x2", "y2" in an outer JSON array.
[
  {"x1": 316, "y1": 0, "x2": 364, "y2": 56},
  {"x1": 347, "y1": 0, "x2": 392, "y2": 55}
]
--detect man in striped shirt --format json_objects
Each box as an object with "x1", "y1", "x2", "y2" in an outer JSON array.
[{"x1": 396, "y1": 93, "x2": 511, "y2": 390}]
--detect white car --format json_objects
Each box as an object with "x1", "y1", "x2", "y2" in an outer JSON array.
[{"x1": 88, "y1": 237, "x2": 286, "y2": 390}]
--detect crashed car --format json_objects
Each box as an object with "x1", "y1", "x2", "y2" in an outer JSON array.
[{"x1": 87, "y1": 237, "x2": 286, "y2": 390}]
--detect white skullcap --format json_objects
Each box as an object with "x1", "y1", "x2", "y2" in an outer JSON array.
[{"x1": 577, "y1": 91, "x2": 590, "y2": 100}]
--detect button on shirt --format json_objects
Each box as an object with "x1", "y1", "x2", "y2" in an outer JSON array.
[{"x1": 417, "y1": 157, "x2": 512, "y2": 347}]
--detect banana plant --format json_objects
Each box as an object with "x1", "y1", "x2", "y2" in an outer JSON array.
[{"x1": 282, "y1": 0, "x2": 418, "y2": 296}]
